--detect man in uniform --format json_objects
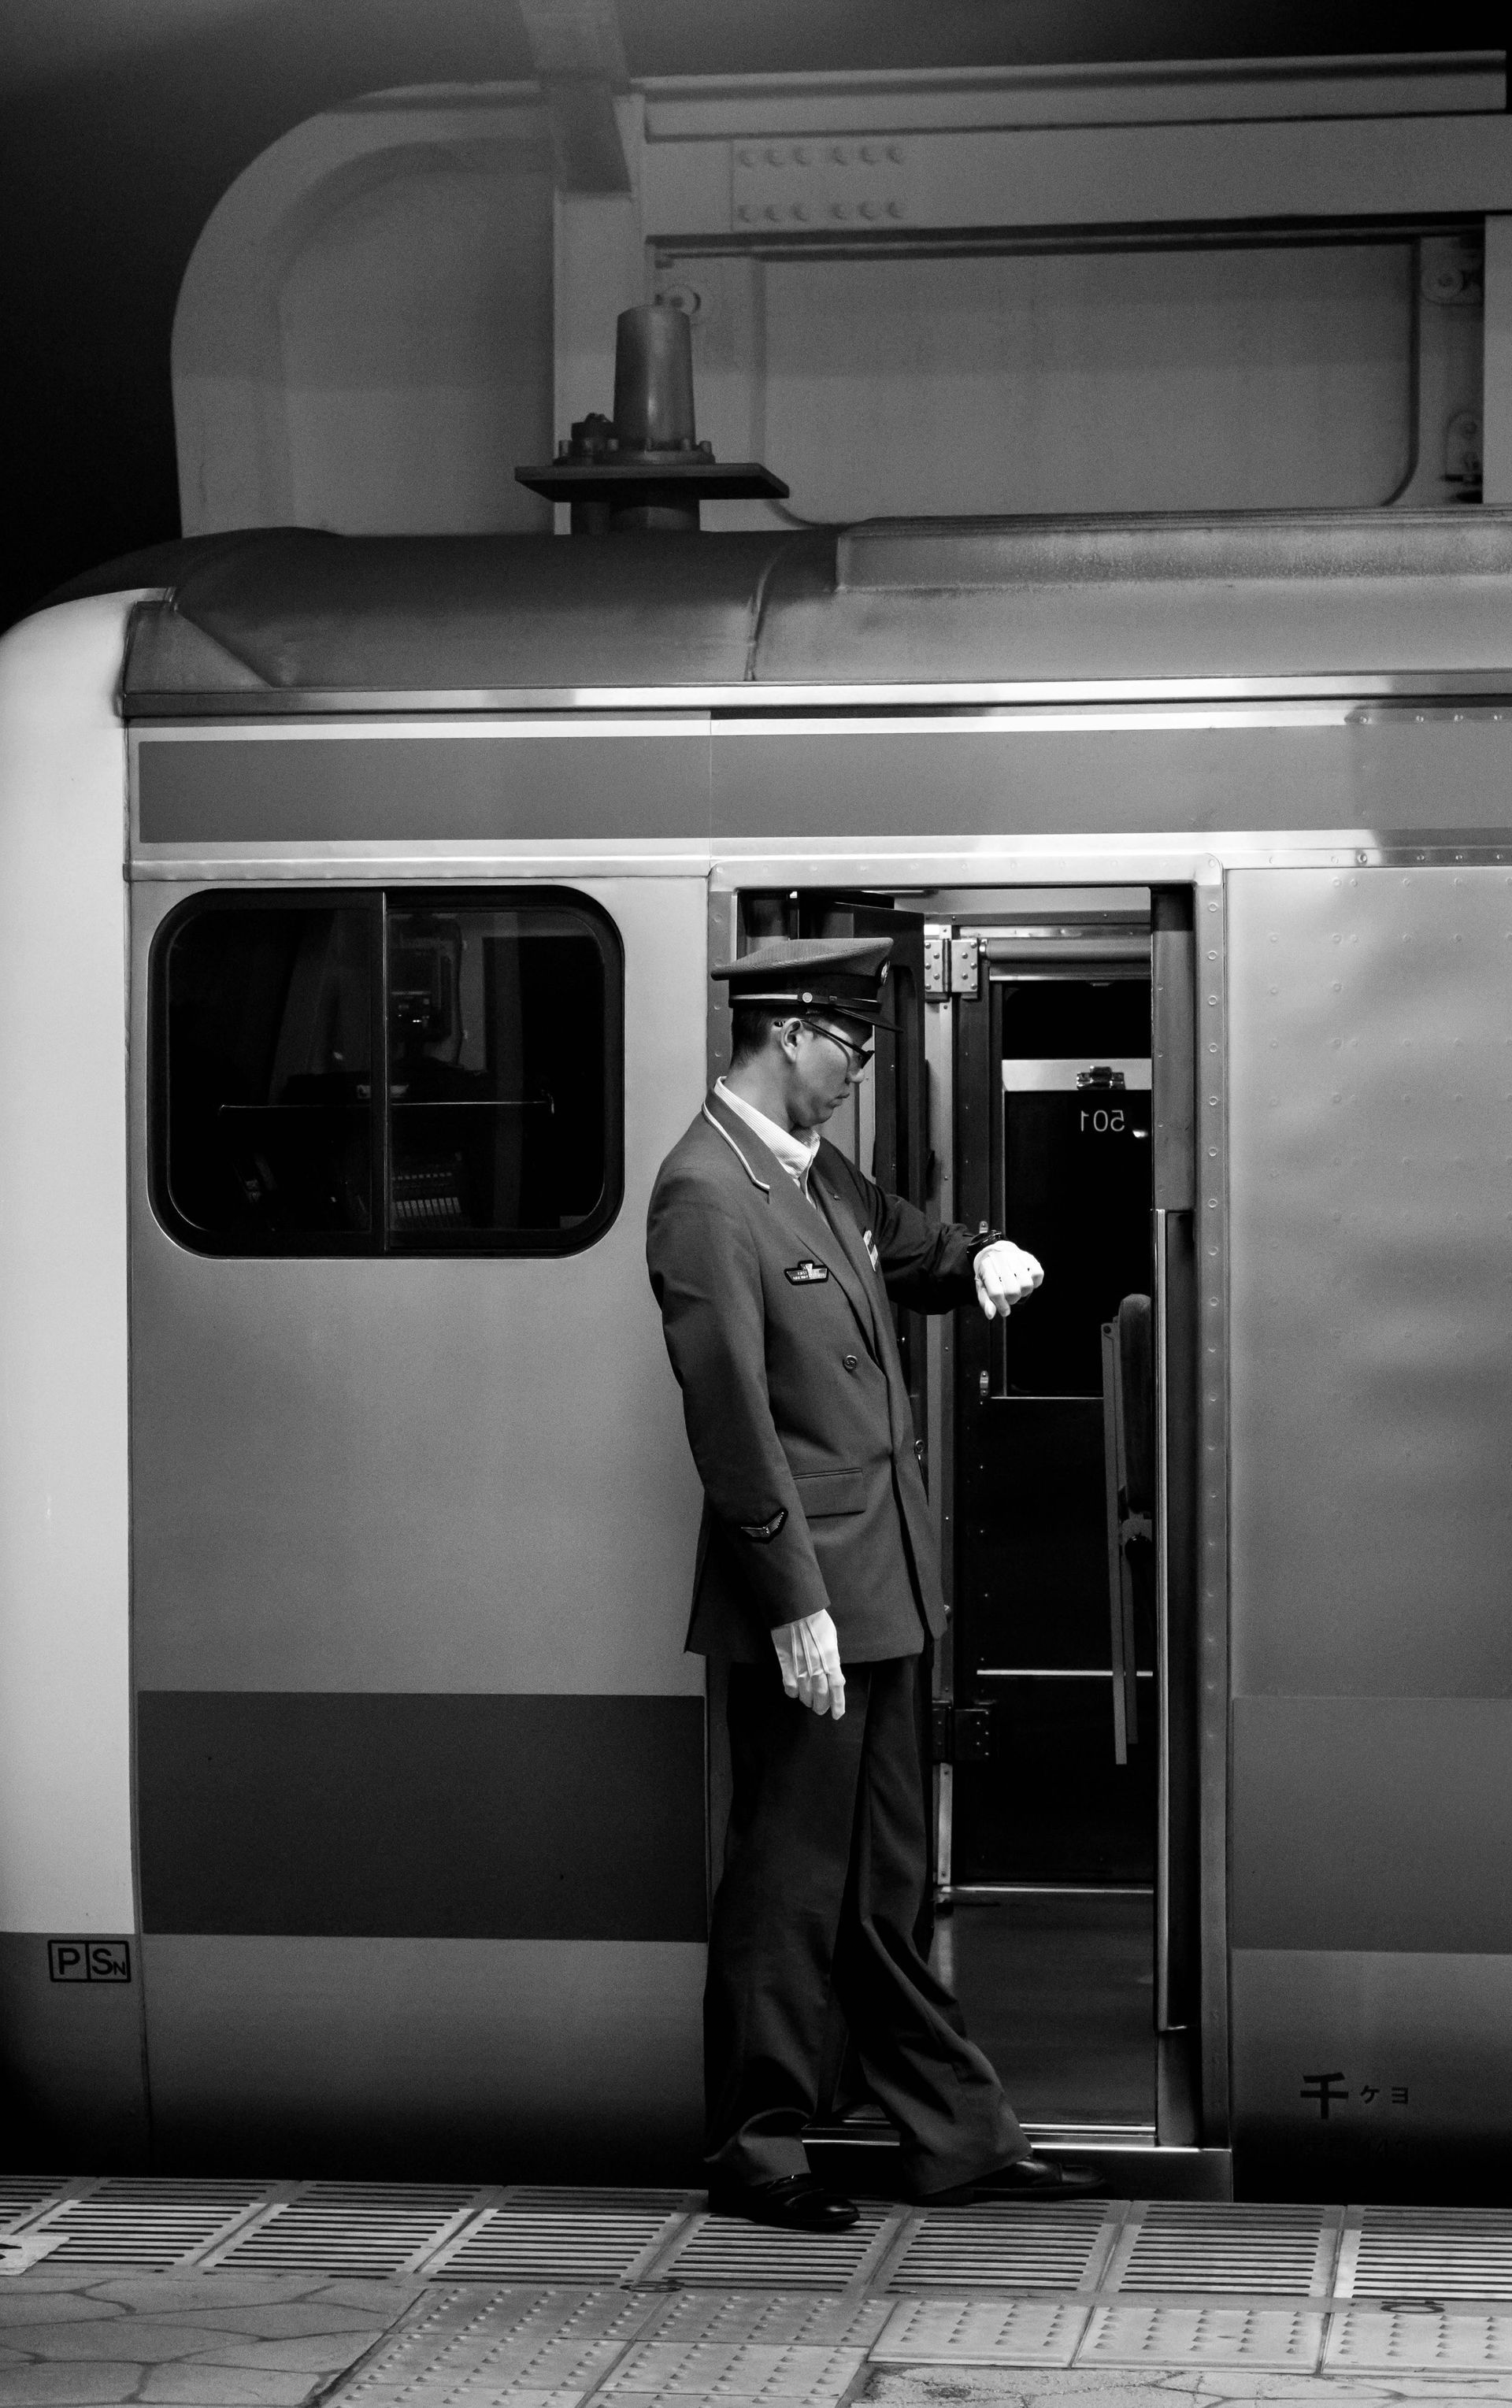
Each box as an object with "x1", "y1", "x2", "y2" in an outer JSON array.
[{"x1": 646, "y1": 935, "x2": 1100, "y2": 2232}]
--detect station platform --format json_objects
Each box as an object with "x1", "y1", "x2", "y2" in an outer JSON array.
[{"x1": 6, "y1": 2177, "x2": 1512, "y2": 2406}]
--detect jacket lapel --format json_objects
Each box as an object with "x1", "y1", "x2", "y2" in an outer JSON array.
[
  {"x1": 811, "y1": 1148, "x2": 919, "y2": 1456},
  {"x1": 702, "y1": 1091, "x2": 879, "y2": 1354},
  {"x1": 810, "y1": 1151, "x2": 888, "y2": 1345}
]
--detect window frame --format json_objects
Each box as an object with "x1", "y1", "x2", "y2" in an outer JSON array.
[{"x1": 149, "y1": 885, "x2": 624, "y2": 1260}]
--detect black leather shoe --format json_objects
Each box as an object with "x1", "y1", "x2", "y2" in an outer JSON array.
[
  {"x1": 706, "y1": 2174, "x2": 861, "y2": 2232},
  {"x1": 920, "y1": 2153, "x2": 1105, "y2": 2206}
]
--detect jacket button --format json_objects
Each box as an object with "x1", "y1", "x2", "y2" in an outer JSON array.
[{"x1": 843, "y1": 1353, "x2": 859, "y2": 1372}]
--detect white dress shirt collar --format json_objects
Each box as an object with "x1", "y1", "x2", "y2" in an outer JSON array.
[{"x1": 715, "y1": 1077, "x2": 821, "y2": 1194}]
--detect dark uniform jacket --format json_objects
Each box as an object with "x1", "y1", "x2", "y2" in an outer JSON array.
[{"x1": 646, "y1": 1087, "x2": 983, "y2": 1663}]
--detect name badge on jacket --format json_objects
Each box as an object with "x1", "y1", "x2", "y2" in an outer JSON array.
[{"x1": 784, "y1": 1258, "x2": 829, "y2": 1284}]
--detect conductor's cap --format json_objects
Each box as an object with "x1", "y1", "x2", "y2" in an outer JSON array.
[{"x1": 712, "y1": 935, "x2": 894, "y2": 1026}]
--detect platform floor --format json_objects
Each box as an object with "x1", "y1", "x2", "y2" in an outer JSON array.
[{"x1": 6, "y1": 2180, "x2": 1512, "y2": 2404}]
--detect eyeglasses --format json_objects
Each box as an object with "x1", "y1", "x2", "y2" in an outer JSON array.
[{"x1": 802, "y1": 1020, "x2": 874, "y2": 1072}]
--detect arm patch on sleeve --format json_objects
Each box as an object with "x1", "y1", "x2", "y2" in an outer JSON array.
[{"x1": 739, "y1": 1509, "x2": 788, "y2": 1543}]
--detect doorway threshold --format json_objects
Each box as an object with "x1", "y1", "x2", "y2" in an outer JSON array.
[
  {"x1": 806, "y1": 2117, "x2": 1233, "y2": 2202},
  {"x1": 946, "y1": 1883, "x2": 1154, "y2": 1899},
  {"x1": 1028, "y1": 2121, "x2": 1154, "y2": 2147}
]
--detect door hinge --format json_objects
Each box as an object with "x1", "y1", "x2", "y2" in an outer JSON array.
[
  {"x1": 950, "y1": 936, "x2": 981, "y2": 998},
  {"x1": 954, "y1": 1706, "x2": 992, "y2": 1760},
  {"x1": 931, "y1": 1702, "x2": 993, "y2": 1764},
  {"x1": 922, "y1": 933, "x2": 982, "y2": 998}
]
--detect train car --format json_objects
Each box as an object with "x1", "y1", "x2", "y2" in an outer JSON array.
[{"x1": 3, "y1": 510, "x2": 1512, "y2": 2200}]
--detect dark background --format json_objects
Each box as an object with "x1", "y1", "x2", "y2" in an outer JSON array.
[{"x1": 2, "y1": 0, "x2": 1504, "y2": 632}]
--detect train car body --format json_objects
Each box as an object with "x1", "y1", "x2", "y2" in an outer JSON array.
[{"x1": 3, "y1": 513, "x2": 1512, "y2": 2199}]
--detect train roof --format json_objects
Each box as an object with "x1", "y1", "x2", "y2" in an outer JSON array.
[{"x1": 45, "y1": 513, "x2": 1512, "y2": 714}]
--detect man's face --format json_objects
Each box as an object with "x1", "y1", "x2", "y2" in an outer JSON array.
[{"x1": 781, "y1": 1013, "x2": 873, "y2": 1130}]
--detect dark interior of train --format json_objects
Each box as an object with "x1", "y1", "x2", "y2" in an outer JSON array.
[
  {"x1": 949, "y1": 938, "x2": 1156, "y2": 2133},
  {"x1": 738, "y1": 885, "x2": 1166, "y2": 2147}
]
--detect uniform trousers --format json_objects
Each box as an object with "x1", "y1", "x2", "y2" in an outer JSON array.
[{"x1": 704, "y1": 1650, "x2": 1027, "y2": 2196}]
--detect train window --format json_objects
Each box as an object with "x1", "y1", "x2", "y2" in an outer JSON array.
[
  {"x1": 385, "y1": 902, "x2": 617, "y2": 1250},
  {"x1": 156, "y1": 900, "x2": 376, "y2": 1251},
  {"x1": 150, "y1": 890, "x2": 622, "y2": 1257}
]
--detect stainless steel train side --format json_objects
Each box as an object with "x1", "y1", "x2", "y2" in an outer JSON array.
[
  {"x1": 3, "y1": 514, "x2": 1512, "y2": 2196},
  {"x1": 0, "y1": 598, "x2": 141, "y2": 2163}
]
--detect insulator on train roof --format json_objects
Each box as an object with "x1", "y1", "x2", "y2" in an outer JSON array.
[
  {"x1": 613, "y1": 303, "x2": 698, "y2": 454},
  {"x1": 515, "y1": 302, "x2": 788, "y2": 534}
]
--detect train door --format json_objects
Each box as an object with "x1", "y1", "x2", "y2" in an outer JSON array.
[
  {"x1": 933, "y1": 888, "x2": 1201, "y2": 2154},
  {"x1": 721, "y1": 884, "x2": 1200, "y2": 2172}
]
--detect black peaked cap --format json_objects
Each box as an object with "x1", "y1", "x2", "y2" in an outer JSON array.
[{"x1": 711, "y1": 935, "x2": 895, "y2": 1025}]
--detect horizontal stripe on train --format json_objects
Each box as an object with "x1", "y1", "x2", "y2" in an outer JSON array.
[
  {"x1": 136, "y1": 735, "x2": 710, "y2": 844},
  {"x1": 1232, "y1": 1695, "x2": 1512, "y2": 1954},
  {"x1": 136, "y1": 1692, "x2": 706, "y2": 1942},
  {"x1": 136, "y1": 724, "x2": 1512, "y2": 849}
]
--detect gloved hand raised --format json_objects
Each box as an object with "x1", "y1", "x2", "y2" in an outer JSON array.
[
  {"x1": 772, "y1": 1607, "x2": 846, "y2": 1719},
  {"x1": 974, "y1": 1239, "x2": 1043, "y2": 1320}
]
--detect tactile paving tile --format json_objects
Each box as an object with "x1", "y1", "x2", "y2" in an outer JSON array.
[
  {"x1": 644, "y1": 2291, "x2": 893, "y2": 2350},
  {"x1": 1077, "y1": 2300, "x2": 1326, "y2": 2369},
  {"x1": 213, "y1": 2180, "x2": 480, "y2": 2274},
  {"x1": 873, "y1": 2295, "x2": 1090, "y2": 2367},
  {"x1": 1352, "y1": 2205, "x2": 1512, "y2": 2300},
  {"x1": 888, "y1": 2201, "x2": 1110, "y2": 2292},
  {"x1": 1325, "y1": 2305, "x2": 1512, "y2": 2369},
  {"x1": 24, "y1": 2178, "x2": 269, "y2": 2269},
  {"x1": 334, "y1": 2282, "x2": 657, "y2": 2404},
  {"x1": 428, "y1": 2189, "x2": 687, "y2": 2283},
  {"x1": 661, "y1": 2206, "x2": 890, "y2": 2289},
  {"x1": 1116, "y1": 2199, "x2": 1334, "y2": 2295},
  {"x1": 594, "y1": 2340, "x2": 867, "y2": 2403}
]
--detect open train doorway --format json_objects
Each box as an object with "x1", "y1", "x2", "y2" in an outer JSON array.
[
  {"x1": 722, "y1": 883, "x2": 1203, "y2": 2172},
  {"x1": 931, "y1": 885, "x2": 1201, "y2": 2158}
]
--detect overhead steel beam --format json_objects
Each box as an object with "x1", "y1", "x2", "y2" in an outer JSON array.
[
  {"x1": 640, "y1": 111, "x2": 1512, "y2": 245},
  {"x1": 517, "y1": 0, "x2": 631, "y2": 192}
]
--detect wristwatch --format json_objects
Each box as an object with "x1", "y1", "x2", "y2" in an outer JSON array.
[{"x1": 965, "y1": 1226, "x2": 1004, "y2": 1262}]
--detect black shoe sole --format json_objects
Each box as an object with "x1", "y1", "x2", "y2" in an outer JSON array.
[
  {"x1": 706, "y1": 2191, "x2": 860, "y2": 2232},
  {"x1": 920, "y1": 2168, "x2": 1105, "y2": 2206}
]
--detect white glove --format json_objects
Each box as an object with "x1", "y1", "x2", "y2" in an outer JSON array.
[
  {"x1": 974, "y1": 1239, "x2": 1043, "y2": 1320},
  {"x1": 772, "y1": 1607, "x2": 846, "y2": 1719}
]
